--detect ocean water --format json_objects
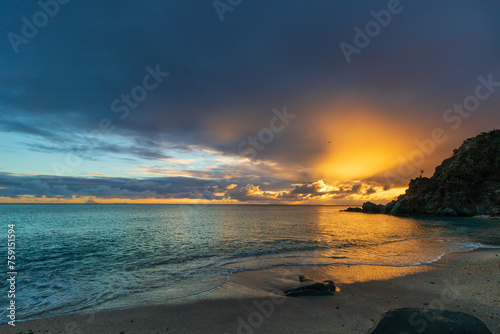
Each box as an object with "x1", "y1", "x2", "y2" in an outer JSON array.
[{"x1": 1, "y1": 204, "x2": 499, "y2": 322}]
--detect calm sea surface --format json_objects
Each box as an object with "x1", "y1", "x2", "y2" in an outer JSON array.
[{"x1": 1, "y1": 204, "x2": 499, "y2": 322}]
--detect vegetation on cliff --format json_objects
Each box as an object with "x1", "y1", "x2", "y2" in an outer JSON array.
[{"x1": 347, "y1": 129, "x2": 500, "y2": 217}]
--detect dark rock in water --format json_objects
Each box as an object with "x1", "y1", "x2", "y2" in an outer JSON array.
[
  {"x1": 380, "y1": 200, "x2": 396, "y2": 214},
  {"x1": 362, "y1": 202, "x2": 381, "y2": 213},
  {"x1": 345, "y1": 130, "x2": 500, "y2": 217},
  {"x1": 343, "y1": 207, "x2": 363, "y2": 212},
  {"x1": 344, "y1": 202, "x2": 385, "y2": 213},
  {"x1": 389, "y1": 201, "x2": 414, "y2": 215},
  {"x1": 284, "y1": 280, "x2": 336, "y2": 297},
  {"x1": 439, "y1": 207, "x2": 459, "y2": 217},
  {"x1": 369, "y1": 308, "x2": 492, "y2": 334}
]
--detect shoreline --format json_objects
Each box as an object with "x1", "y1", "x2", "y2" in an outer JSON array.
[
  {"x1": 3, "y1": 248, "x2": 499, "y2": 333},
  {"x1": 8, "y1": 244, "x2": 495, "y2": 324}
]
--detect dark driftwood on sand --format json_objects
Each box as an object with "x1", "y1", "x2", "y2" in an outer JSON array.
[{"x1": 283, "y1": 280, "x2": 336, "y2": 297}]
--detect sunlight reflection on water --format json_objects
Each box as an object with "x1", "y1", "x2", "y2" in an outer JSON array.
[{"x1": 0, "y1": 204, "x2": 498, "y2": 321}]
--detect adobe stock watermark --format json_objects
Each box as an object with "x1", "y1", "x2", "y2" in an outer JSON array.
[
  {"x1": 43, "y1": 275, "x2": 135, "y2": 334},
  {"x1": 340, "y1": 0, "x2": 404, "y2": 64},
  {"x1": 213, "y1": 0, "x2": 243, "y2": 22},
  {"x1": 384, "y1": 74, "x2": 499, "y2": 186},
  {"x1": 224, "y1": 252, "x2": 324, "y2": 334},
  {"x1": 191, "y1": 106, "x2": 295, "y2": 207},
  {"x1": 403, "y1": 277, "x2": 465, "y2": 334},
  {"x1": 111, "y1": 65, "x2": 170, "y2": 120},
  {"x1": 52, "y1": 64, "x2": 169, "y2": 176},
  {"x1": 8, "y1": 0, "x2": 71, "y2": 54},
  {"x1": 237, "y1": 106, "x2": 296, "y2": 159},
  {"x1": 225, "y1": 294, "x2": 285, "y2": 334}
]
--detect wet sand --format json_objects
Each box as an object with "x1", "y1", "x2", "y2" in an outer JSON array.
[{"x1": 3, "y1": 248, "x2": 499, "y2": 334}]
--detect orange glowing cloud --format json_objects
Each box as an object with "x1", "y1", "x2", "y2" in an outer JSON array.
[{"x1": 311, "y1": 101, "x2": 421, "y2": 182}]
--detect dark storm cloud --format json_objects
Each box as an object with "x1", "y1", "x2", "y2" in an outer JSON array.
[
  {"x1": 0, "y1": 173, "x2": 206, "y2": 199},
  {"x1": 0, "y1": 115, "x2": 173, "y2": 160},
  {"x1": 0, "y1": 172, "x2": 293, "y2": 201},
  {"x1": 275, "y1": 177, "x2": 398, "y2": 201},
  {"x1": 1, "y1": 0, "x2": 499, "y2": 169},
  {"x1": 0, "y1": 119, "x2": 57, "y2": 138},
  {"x1": 278, "y1": 180, "x2": 364, "y2": 200},
  {"x1": 26, "y1": 141, "x2": 172, "y2": 161},
  {"x1": 224, "y1": 184, "x2": 277, "y2": 202},
  {"x1": 0, "y1": 172, "x2": 402, "y2": 202}
]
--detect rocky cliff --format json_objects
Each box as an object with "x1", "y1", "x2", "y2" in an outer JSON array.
[{"x1": 347, "y1": 129, "x2": 500, "y2": 217}]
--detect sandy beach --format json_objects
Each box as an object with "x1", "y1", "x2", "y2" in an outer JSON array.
[{"x1": 4, "y1": 248, "x2": 499, "y2": 334}]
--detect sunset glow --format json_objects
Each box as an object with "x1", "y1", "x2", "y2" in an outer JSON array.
[
  {"x1": 0, "y1": 2, "x2": 497, "y2": 205},
  {"x1": 312, "y1": 104, "x2": 420, "y2": 182},
  {"x1": 2, "y1": 3, "x2": 499, "y2": 334}
]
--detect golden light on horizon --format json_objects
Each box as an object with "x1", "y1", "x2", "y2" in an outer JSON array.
[{"x1": 312, "y1": 104, "x2": 419, "y2": 181}]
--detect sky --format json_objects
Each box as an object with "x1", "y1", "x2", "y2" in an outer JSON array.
[{"x1": 0, "y1": 0, "x2": 499, "y2": 204}]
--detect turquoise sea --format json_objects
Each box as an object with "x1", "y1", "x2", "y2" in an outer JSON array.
[{"x1": 1, "y1": 204, "x2": 499, "y2": 322}]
